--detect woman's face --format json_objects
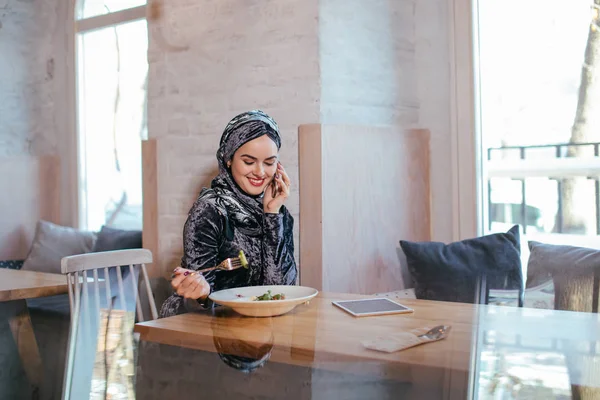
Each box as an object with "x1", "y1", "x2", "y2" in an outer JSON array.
[{"x1": 229, "y1": 135, "x2": 279, "y2": 196}]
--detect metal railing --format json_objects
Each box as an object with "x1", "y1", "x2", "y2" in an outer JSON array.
[{"x1": 486, "y1": 142, "x2": 600, "y2": 234}]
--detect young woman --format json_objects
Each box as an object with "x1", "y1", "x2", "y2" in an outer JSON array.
[{"x1": 160, "y1": 110, "x2": 297, "y2": 317}]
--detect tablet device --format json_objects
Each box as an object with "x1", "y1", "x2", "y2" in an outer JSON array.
[{"x1": 332, "y1": 298, "x2": 414, "y2": 317}]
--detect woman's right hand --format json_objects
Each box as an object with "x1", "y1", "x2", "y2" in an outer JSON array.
[
  {"x1": 171, "y1": 267, "x2": 211, "y2": 300},
  {"x1": 263, "y1": 162, "x2": 291, "y2": 214}
]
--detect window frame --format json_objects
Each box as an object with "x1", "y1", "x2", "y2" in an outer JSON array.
[
  {"x1": 75, "y1": 5, "x2": 146, "y2": 33},
  {"x1": 449, "y1": 0, "x2": 483, "y2": 241}
]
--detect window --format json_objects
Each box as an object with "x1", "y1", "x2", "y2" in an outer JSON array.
[
  {"x1": 75, "y1": 1, "x2": 148, "y2": 231},
  {"x1": 475, "y1": 0, "x2": 600, "y2": 237}
]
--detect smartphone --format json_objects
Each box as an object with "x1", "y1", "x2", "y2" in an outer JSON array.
[
  {"x1": 271, "y1": 177, "x2": 278, "y2": 197},
  {"x1": 271, "y1": 164, "x2": 280, "y2": 197}
]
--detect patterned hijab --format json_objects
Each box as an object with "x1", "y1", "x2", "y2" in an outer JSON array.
[{"x1": 201, "y1": 110, "x2": 281, "y2": 236}]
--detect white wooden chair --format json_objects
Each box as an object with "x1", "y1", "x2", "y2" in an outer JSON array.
[{"x1": 60, "y1": 249, "x2": 158, "y2": 400}]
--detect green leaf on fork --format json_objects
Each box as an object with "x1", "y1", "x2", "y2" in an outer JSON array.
[{"x1": 239, "y1": 250, "x2": 249, "y2": 269}]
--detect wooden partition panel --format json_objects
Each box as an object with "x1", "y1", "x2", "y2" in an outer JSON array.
[
  {"x1": 299, "y1": 125, "x2": 430, "y2": 294},
  {"x1": 0, "y1": 156, "x2": 60, "y2": 260},
  {"x1": 142, "y1": 139, "x2": 160, "y2": 278}
]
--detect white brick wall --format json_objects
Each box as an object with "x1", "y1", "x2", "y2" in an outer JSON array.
[
  {"x1": 0, "y1": 0, "x2": 73, "y2": 226},
  {"x1": 0, "y1": 0, "x2": 64, "y2": 155},
  {"x1": 147, "y1": 0, "x2": 453, "y2": 272},
  {"x1": 320, "y1": 0, "x2": 419, "y2": 126}
]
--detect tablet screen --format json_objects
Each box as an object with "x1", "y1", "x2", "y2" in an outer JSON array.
[{"x1": 333, "y1": 298, "x2": 413, "y2": 316}]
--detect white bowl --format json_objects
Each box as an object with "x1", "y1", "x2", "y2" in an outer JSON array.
[{"x1": 209, "y1": 285, "x2": 319, "y2": 317}]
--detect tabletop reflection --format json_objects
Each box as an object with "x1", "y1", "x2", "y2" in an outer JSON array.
[{"x1": 211, "y1": 307, "x2": 274, "y2": 373}]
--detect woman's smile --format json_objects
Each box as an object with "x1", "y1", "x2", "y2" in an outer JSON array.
[{"x1": 248, "y1": 176, "x2": 266, "y2": 187}]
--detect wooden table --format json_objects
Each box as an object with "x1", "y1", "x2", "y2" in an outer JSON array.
[
  {"x1": 0, "y1": 268, "x2": 68, "y2": 301},
  {"x1": 135, "y1": 292, "x2": 600, "y2": 399},
  {"x1": 0, "y1": 269, "x2": 68, "y2": 392},
  {"x1": 136, "y1": 292, "x2": 475, "y2": 369}
]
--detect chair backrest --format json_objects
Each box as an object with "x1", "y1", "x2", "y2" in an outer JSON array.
[
  {"x1": 60, "y1": 249, "x2": 157, "y2": 400},
  {"x1": 61, "y1": 249, "x2": 157, "y2": 322}
]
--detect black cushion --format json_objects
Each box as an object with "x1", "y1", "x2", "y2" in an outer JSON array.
[
  {"x1": 0, "y1": 260, "x2": 24, "y2": 270},
  {"x1": 92, "y1": 226, "x2": 142, "y2": 252},
  {"x1": 400, "y1": 225, "x2": 523, "y2": 303}
]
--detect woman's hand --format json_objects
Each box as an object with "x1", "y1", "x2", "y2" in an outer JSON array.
[
  {"x1": 263, "y1": 162, "x2": 291, "y2": 214},
  {"x1": 170, "y1": 267, "x2": 210, "y2": 300}
]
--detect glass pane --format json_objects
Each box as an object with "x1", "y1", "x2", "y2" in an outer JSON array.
[
  {"x1": 489, "y1": 176, "x2": 598, "y2": 235},
  {"x1": 76, "y1": 0, "x2": 146, "y2": 21},
  {"x1": 478, "y1": 0, "x2": 592, "y2": 148},
  {"x1": 477, "y1": 0, "x2": 600, "y2": 235},
  {"x1": 77, "y1": 19, "x2": 148, "y2": 231}
]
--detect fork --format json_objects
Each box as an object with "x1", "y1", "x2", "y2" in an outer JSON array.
[
  {"x1": 172, "y1": 252, "x2": 248, "y2": 278},
  {"x1": 201, "y1": 256, "x2": 245, "y2": 273},
  {"x1": 418, "y1": 325, "x2": 451, "y2": 341}
]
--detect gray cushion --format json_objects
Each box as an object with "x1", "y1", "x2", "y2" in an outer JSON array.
[
  {"x1": 92, "y1": 226, "x2": 142, "y2": 252},
  {"x1": 400, "y1": 225, "x2": 523, "y2": 304},
  {"x1": 526, "y1": 241, "x2": 555, "y2": 288},
  {"x1": 527, "y1": 241, "x2": 600, "y2": 312},
  {"x1": 22, "y1": 220, "x2": 96, "y2": 274},
  {"x1": 528, "y1": 241, "x2": 600, "y2": 286}
]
